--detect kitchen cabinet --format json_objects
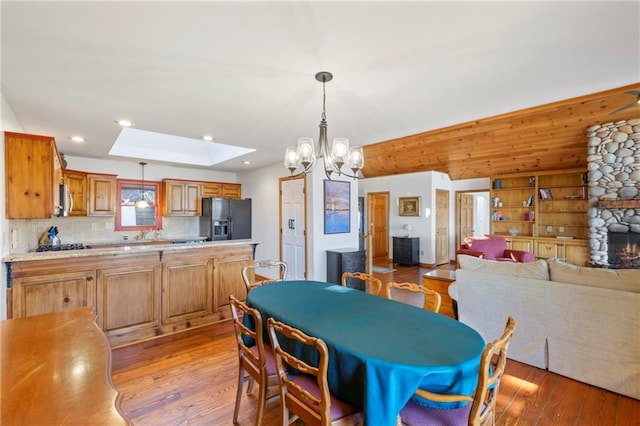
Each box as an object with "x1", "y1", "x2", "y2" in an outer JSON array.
[
  {"x1": 163, "y1": 179, "x2": 202, "y2": 216},
  {"x1": 392, "y1": 237, "x2": 420, "y2": 266},
  {"x1": 213, "y1": 252, "x2": 253, "y2": 313},
  {"x1": 12, "y1": 270, "x2": 96, "y2": 318},
  {"x1": 95, "y1": 262, "x2": 162, "y2": 341},
  {"x1": 87, "y1": 173, "x2": 117, "y2": 216},
  {"x1": 161, "y1": 252, "x2": 213, "y2": 324},
  {"x1": 63, "y1": 169, "x2": 88, "y2": 216},
  {"x1": 201, "y1": 181, "x2": 242, "y2": 199},
  {"x1": 5, "y1": 131, "x2": 63, "y2": 219}
]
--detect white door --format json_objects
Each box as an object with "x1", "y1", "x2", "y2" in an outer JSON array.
[{"x1": 280, "y1": 177, "x2": 306, "y2": 280}]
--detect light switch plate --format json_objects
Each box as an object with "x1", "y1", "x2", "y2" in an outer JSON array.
[{"x1": 546, "y1": 225, "x2": 553, "y2": 232}]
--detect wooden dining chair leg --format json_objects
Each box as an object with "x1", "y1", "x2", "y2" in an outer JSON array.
[
  {"x1": 233, "y1": 366, "x2": 246, "y2": 423},
  {"x1": 255, "y1": 377, "x2": 268, "y2": 426}
]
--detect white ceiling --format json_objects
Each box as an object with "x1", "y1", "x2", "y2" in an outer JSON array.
[{"x1": 2, "y1": 1, "x2": 639, "y2": 174}]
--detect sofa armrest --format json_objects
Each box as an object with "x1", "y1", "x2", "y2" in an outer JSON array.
[
  {"x1": 505, "y1": 249, "x2": 536, "y2": 263},
  {"x1": 456, "y1": 248, "x2": 484, "y2": 258}
]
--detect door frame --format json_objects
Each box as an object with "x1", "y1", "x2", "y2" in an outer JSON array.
[
  {"x1": 454, "y1": 189, "x2": 490, "y2": 251},
  {"x1": 366, "y1": 191, "x2": 390, "y2": 270}
]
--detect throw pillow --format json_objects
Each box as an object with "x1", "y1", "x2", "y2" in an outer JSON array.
[
  {"x1": 457, "y1": 254, "x2": 549, "y2": 280},
  {"x1": 548, "y1": 258, "x2": 640, "y2": 293}
]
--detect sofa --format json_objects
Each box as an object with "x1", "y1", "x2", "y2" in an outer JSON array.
[
  {"x1": 456, "y1": 236, "x2": 535, "y2": 262},
  {"x1": 449, "y1": 254, "x2": 640, "y2": 400}
]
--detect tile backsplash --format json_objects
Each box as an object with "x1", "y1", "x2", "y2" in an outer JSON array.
[{"x1": 7, "y1": 216, "x2": 201, "y2": 253}]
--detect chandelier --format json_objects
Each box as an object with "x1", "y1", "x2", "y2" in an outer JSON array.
[{"x1": 284, "y1": 71, "x2": 364, "y2": 179}]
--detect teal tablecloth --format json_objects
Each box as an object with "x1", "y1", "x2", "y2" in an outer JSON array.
[{"x1": 246, "y1": 281, "x2": 484, "y2": 426}]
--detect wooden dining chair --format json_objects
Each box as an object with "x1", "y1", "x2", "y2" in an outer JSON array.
[
  {"x1": 399, "y1": 316, "x2": 517, "y2": 426},
  {"x1": 341, "y1": 272, "x2": 382, "y2": 296},
  {"x1": 241, "y1": 260, "x2": 288, "y2": 292},
  {"x1": 229, "y1": 295, "x2": 279, "y2": 426},
  {"x1": 266, "y1": 317, "x2": 363, "y2": 426},
  {"x1": 384, "y1": 282, "x2": 442, "y2": 313}
]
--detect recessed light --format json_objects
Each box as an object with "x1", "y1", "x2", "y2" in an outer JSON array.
[
  {"x1": 70, "y1": 136, "x2": 85, "y2": 143},
  {"x1": 202, "y1": 135, "x2": 214, "y2": 141},
  {"x1": 243, "y1": 161, "x2": 251, "y2": 165},
  {"x1": 116, "y1": 119, "x2": 134, "y2": 127}
]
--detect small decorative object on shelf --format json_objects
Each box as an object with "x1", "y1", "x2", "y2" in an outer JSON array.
[{"x1": 509, "y1": 228, "x2": 518, "y2": 236}]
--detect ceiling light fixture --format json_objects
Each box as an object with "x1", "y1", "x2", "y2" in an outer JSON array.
[
  {"x1": 117, "y1": 119, "x2": 134, "y2": 127},
  {"x1": 70, "y1": 136, "x2": 85, "y2": 143},
  {"x1": 202, "y1": 135, "x2": 214, "y2": 141},
  {"x1": 284, "y1": 71, "x2": 364, "y2": 179},
  {"x1": 135, "y1": 161, "x2": 150, "y2": 209}
]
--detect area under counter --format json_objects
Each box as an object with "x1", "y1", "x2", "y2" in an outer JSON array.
[{"x1": 4, "y1": 240, "x2": 258, "y2": 348}]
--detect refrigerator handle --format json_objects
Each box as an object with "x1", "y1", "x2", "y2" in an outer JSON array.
[{"x1": 291, "y1": 219, "x2": 295, "y2": 230}]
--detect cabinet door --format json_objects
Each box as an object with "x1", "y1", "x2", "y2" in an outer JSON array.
[
  {"x1": 5, "y1": 132, "x2": 57, "y2": 219},
  {"x1": 64, "y1": 170, "x2": 88, "y2": 216},
  {"x1": 535, "y1": 241, "x2": 558, "y2": 260},
  {"x1": 87, "y1": 174, "x2": 116, "y2": 216},
  {"x1": 12, "y1": 270, "x2": 96, "y2": 318},
  {"x1": 163, "y1": 181, "x2": 202, "y2": 216},
  {"x1": 213, "y1": 255, "x2": 252, "y2": 311},
  {"x1": 506, "y1": 238, "x2": 534, "y2": 252},
  {"x1": 95, "y1": 264, "x2": 162, "y2": 334},
  {"x1": 201, "y1": 182, "x2": 222, "y2": 198},
  {"x1": 563, "y1": 241, "x2": 589, "y2": 266},
  {"x1": 162, "y1": 258, "x2": 213, "y2": 324},
  {"x1": 222, "y1": 183, "x2": 241, "y2": 199}
]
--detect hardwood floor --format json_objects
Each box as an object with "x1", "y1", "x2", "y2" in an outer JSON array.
[{"x1": 111, "y1": 263, "x2": 640, "y2": 425}]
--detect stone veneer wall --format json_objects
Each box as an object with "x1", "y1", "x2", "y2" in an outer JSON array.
[{"x1": 587, "y1": 117, "x2": 640, "y2": 266}]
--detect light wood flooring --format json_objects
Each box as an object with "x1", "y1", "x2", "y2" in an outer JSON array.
[{"x1": 111, "y1": 263, "x2": 640, "y2": 425}]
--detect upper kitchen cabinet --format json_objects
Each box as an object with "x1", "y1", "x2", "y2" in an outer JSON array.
[
  {"x1": 87, "y1": 173, "x2": 117, "y2": 216},
  {"x1": 63, "y1": 169, "x2": 88, "y2": 216},
  {"x1": 5, "y1": 132, "x2": 63, "y2": 219},
  {"x1": 162, "y1": 179, "x2": 202, "y2": 216},
  {"x1": 201, "y1": 181, "x2": 242, "y2": 199}
]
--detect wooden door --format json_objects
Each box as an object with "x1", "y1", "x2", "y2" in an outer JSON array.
[
  {"x1": 459, "y1": 193, "x2": 474, "y2": 246},
  {"x1": 368, "y1": 192, "x2": 389, "y2": 262},
  {"x1": 162, "y1": 258, "x2": 212, "y2": 324},
  {"x1": 435, "y1": 189, "x2": 450, "y2": 265},
  {"x1": 280, "y1": 177, "x2": 306, "y2": 280}
]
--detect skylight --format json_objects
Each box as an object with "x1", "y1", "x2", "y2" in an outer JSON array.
[{"x1": 109, "y1": 127, "x2": 255, "y2": 166}]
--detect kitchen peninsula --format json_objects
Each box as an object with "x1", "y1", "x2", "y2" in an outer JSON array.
[{"x1": 3, "y1": 239, "x2": 258, "y2": 348}]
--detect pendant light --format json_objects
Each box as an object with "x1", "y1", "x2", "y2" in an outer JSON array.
[{"x1": 135, "y1": 161, "x2": 150, "y2": 209}]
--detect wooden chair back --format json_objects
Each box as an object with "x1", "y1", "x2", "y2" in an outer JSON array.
[
  {"x1": 409, "y1": 316, "x2": 518, "y2": 426},
  {"x1": 267, "y1": 318, "x2": 362, "y2": 426},
  {"x1": 384, "y1": 282, "x2": 442, "y2": 313},
  {"x1": 241, "y1": 260, "x2": 288, "y2": 292},
  {"x1": 229, "y1": 295, "x2": 278, "y2": 425},
  {"x1": 341, "y1": 272, "x2": 382, "y2": 296}
]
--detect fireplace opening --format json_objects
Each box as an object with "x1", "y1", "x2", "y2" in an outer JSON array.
[{"x1": 607, "y1": 232, "x2": 640, "y2": 269}]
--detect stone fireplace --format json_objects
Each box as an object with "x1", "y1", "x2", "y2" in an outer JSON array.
[{"x1": 587, "y1": 117, "x2": 640, "y2": 268}]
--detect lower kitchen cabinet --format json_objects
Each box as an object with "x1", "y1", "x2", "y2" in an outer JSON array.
[
  {"x1": 12, "y1": 270, "x2": 96, "y2": 318},
  {"x1": 95, "y1": 263, "x2": 162, "y2": 339},
  {"x1": 213, "y1": 254, "x2": 253, "y2": 313},
  {"x1": 162, "y1": 256, "x2": 213, "y2": 324}
]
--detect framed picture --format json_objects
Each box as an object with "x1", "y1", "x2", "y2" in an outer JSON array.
[
  {"x1": 399, "y1": 196, "x2": 420, "y2": 217},
  {"x1": 324, "y1": 180, "x2": 350, "y2": 234}
]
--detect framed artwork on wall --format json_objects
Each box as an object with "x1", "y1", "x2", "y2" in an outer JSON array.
[
  {"x1": 399, "y1": 196, "x2": 420, "y2": 217},
  {"x1": 324, "y1": 180, "x2": 350, "y2": 234}
]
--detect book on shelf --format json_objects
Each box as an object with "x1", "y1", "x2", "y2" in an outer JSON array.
[
  {"x1": 526, "y1": 195, "x2": 534, "y2": 207},
  {"x1": 539, "y1": 188, "x2": 552, "y2": 200}
]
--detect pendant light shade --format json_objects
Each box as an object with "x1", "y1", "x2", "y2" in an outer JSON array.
[{"x1": 135, "y1": 162, "x2": 150, "y2": 209}]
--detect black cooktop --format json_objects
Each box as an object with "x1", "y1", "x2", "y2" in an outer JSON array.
[{"x1": 36, "y1": 243, "x2": 89, "y2": 252}]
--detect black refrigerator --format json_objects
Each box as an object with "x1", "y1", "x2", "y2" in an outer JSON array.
[{"x1": 200, "y1": 198, "x2": 252, "y2": 241}]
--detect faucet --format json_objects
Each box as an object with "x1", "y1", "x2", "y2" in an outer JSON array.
[{"x1": 137, "y1": 230, "x2": 149, "y2": 240}]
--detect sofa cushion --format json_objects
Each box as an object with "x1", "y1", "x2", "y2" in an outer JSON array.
[
  {"x1": 457, "y1": 254, "x2": 549, "y2": 280},
  {"x1": 548, "y1": 258, "x2": 640, "y2": 293}
]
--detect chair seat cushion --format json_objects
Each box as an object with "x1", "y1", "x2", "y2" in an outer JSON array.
[
  {"x1": 400, "y1": 398, "x2": 471, "y2": 426},
  {"x1": 292, "y1": 374, "x2": 360, "y2": 420},
  {"x1": 249, "y1": 344, "x2": 277, "y2": 376}
]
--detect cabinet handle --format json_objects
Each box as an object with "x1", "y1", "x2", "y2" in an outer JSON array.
[
  {"x1": 291, "y1": 219, "x2": 295, "y2": 230},
  {"x1": 86, "y1": 276, "x2": 93, "y2": 281},
  {"x1": 63, "y1": 296, "x2": 70, "y2": 303}
]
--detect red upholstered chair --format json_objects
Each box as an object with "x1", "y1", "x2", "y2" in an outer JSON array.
[{"x1": 456, "y1": 236, "x2": 535, "y2": 263}]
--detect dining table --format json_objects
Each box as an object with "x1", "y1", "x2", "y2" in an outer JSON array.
[{"x1": 246, "y1": 280, "x2": 485, "y2": 426}]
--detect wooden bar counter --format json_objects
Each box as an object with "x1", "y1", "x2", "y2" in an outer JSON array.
[{"x1": 1, "y1": 307, "x2": 129, "y2": 425}]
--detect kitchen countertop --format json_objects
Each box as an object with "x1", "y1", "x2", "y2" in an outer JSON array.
[{"x1": 2, "y1": 239, "x2": 260, "y2": 262}]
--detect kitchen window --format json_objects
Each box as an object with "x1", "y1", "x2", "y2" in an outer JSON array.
[{"x1": 115, "y1": 179, "x2": 162, "y2": 231}]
